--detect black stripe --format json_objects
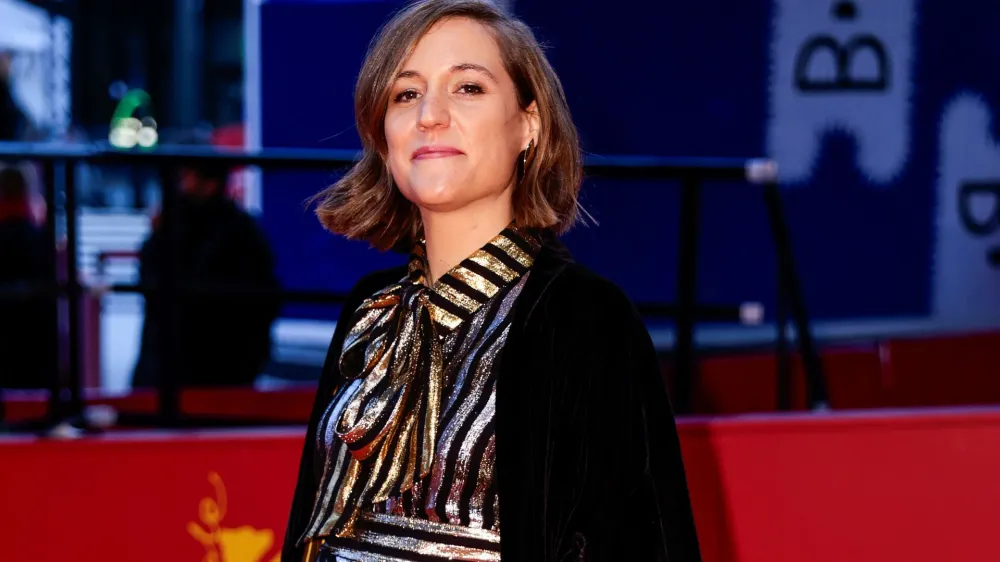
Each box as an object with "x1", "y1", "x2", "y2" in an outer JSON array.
[
  {"x1": 438, "y1": 294, "x2": 506, "y2": 427},
  {"x1": 364, "y1": 404, "x2": 408, "y2": 501},
  {"x1": 481, "y1": 477, "x2": 498, "y2": 531},
  {"x1": 443, "y1": 317, "x2": 474, "y2": 362},
  {"x1": 457, "y1": 409, "x2": 497, "y2": 526},
  {"x1": 432, "y1": 337, "x2": 506, "y2": 521},
  {"x1": 357, "y1": 343, "x2": 395, "y2": 419},
  {"x1": 355, "y1": 321, "x2": 394, "y2": 413},
  {"x1": 386, "y1": 409, "x2": 416, "y2": 500},
  {"x1": 460, "y1": 260, "x2": 508, "y2": 289},
  {"x1": 431, "y1": 281, "x2": 525, "y2": 522},
  {"x1": 482, "y1": 242, "x2": 528, "y2": 274},
  {"x1": 439, "y1": 295, "x2": 501, "y2": 421},
  {"x1": 401, "y1": 487, "x2": 414, "y2": 517},
  {"x1": 351, "y1": 384, "x2": 406, "y2": 453},
  {"x1": 500, "y1": 227, "x2": 539, "y2": 257},
  {"x1": 333, "y1": 457, "x2": 369, "y2": 539},
  {"x1": 426, "y1": 290, "x2": 471, "y2": 321},
  {"x1": 314, "y1": 389, "x2": 342, "y2": 452},
  {"x1": 414, "y1": 383, "x2": 427, "y2": 479},
  {"x1": 438, "y1": 272, "x2": 489, "y2": 303}
]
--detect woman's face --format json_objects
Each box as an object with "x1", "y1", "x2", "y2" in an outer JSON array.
[{"x1": 384, "y1": 17, "x2": 536, "y2": 215}]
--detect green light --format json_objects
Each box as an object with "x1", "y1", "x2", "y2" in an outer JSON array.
[{"x1": 109, "y1": 89, "x2": 158, "y2": 150}]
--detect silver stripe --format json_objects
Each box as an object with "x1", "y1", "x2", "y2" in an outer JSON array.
[
  {"x1": 446, "y1": 382, "x2": 497, "y2": 523},
  {"x1": 304, "y1": 379, "x2": 362, "y2": 539}
]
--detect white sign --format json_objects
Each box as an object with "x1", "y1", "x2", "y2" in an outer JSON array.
[
  {"x1": 933, "y1": 94, "x2": 1000, "y2": 328},
  {"x1": 768, "y1": 0, "x2": 914, "y2": 184}
]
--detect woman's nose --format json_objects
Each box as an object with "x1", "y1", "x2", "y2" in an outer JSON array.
[{"x1": 417, "y1": 92, "x2": 450, "y2": 131}]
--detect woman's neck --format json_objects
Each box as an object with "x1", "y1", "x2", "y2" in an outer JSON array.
[{"x1": 421, "y1": 202, "x2": 513, "y2": 284}]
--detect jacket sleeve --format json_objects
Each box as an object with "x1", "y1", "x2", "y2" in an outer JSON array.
[
  {"x1": 549, "y1": 278, "x2": 702, "y2": 562},
  {"x1": 280, "y1": 268, "x2": 402, "y2": 562}
]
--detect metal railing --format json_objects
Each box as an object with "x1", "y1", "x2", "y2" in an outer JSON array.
[{"x1": 0, "y1": 141, "x2": 828, "y2": 431}]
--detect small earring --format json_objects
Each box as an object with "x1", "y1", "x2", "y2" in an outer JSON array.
[{"x1": 522, "y1": 139, "x2": 535, "y2": 170}]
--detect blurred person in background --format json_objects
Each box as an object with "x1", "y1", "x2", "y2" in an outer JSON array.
[
  {"x1": 0, "y1": 51, "x2": 27, "y2": 141},
  {"x1": 0, "y1": 165, "x2": 54, "y2": 389},
  {"x1": 283, "y1": 1, "x2": 700, "y2": 561},
  {"x1": 131, "y1": 156, "x2": 282, "y2": 389}
]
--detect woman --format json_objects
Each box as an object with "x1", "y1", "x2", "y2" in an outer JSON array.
[{"x1": 283, "y1": 1, "x2": 701, "y2": 561}]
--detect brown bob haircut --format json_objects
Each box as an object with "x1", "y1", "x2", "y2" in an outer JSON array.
[{"x1": 313, "y1": 0, "x2": 583, "y2": 251}]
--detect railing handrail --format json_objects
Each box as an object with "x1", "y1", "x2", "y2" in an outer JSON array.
[
  {"x1": 0, "y1": 139, "x2": 823, "y2": 431},
  {"x1": 0, "y1": 141, "x2": 777, "y2": 183}
]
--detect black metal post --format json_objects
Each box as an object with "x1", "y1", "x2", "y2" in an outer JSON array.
[
  {"x1": 62, "y1": 162, "x2": 84, "y2": 420},
  {"x1": 774, "y1": 274, "x2": 791, "y2": 411},
  {"x1": 762, "y1": 182, "x2": 829, "y2": 410},
  {"x1": 673, "y1": 175, "x2": 702, "y2": 414},
  {"x1": 42, "y1": 160, "x2": 62, "y2": 427},
  {"x1": 172, "y1": 0, "x2": 204, "y2": 128},
  {"x1": 157, "y1": 165, "x2": 181, "y2": 426}
]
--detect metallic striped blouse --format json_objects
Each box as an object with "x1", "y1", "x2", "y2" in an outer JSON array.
[{"x1": 301, "y1": 225, "x2": 541, "y2": 562}]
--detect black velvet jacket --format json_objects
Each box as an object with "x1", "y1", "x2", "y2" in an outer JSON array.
[{"x1": 282, "y1": 234, "x2": 701, "y2": 562}]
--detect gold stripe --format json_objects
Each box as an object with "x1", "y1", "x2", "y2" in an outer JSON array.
[
  {"x1": 409, "y1": 245, "x2": 427, "y2": 275},
  {"x1": 337, "y1": 352, "x2": 402, "y2": 451},
  {"x1": 372, "y1": 399, "x2": 417, "y2": 501},
  {"x1": 362, "y1": 512, "x2": 501, "y2": 544},
  {"x1": 427, "y1": 305, "x2": 462, "y2": 331},
  {"x1": 433, "y1": 282, "x2": 483, "y2": 313},
  {"x1": 400, "y1": 415, "x2": 419, "y2": 493},
  {"x1": 490, "y1": 234, "x2": 533, "y2": 269},
  {"x1": 326, "y1": 457, "x2": 363, "y2": 537},
  {"x1": 421, "y1": 342, "x2": 444, "y2": 479},
  {"x1": 449, "y1": 266, "x2": 500, "y2": 299},
  {"x1": 468, "y1": 250, "x2": 518, "y2": 283},
  {"x1": 358, "y1": 390, "x2": 409, "y2": 504},
  {"x1": 302, "y1": 537, "x2": 324, "y2": 562}
]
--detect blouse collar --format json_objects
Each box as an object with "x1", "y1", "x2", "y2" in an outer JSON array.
[{"x1": 406, "y1": 224, "x2": 542, "y2": 333}]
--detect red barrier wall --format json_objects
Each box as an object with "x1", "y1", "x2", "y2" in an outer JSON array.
[{"x1": 2, "y1": 407, "x2": 998, "y2": 562}]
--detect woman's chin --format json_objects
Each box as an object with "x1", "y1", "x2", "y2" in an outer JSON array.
[{"x1": 407, "y1": 186, "x2": 466, "y2": 212}]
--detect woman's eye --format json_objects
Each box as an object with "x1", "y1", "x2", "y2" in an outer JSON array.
[
  {"x1": 393, "y1": 89, "x2": 420, "y2": 103},
  {"x1": 456, "y1": 83, "x2": 484, "y2": 95}
]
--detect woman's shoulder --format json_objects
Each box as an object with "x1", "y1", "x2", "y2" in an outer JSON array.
[{"x1": 535, "y1": 260, "x2": 643, "y2": 328}]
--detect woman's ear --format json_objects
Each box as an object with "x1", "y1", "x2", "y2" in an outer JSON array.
[{"x1": 523, "y1": 101, "x2": 540, "y2": 148}]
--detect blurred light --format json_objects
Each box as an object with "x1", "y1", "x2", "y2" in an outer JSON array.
[
  {"x1": 136, "y1": 126, "x2": 158, "y2": 148},
  {"x1": 108, "y1": 80, "x2": 129, "y2": 100},
  {"x1": 109, "y1": 89, "x2": 158, "y2": 150},
  {"x1": 109, "y1": 126, "x2": 137, "y2": 149}
]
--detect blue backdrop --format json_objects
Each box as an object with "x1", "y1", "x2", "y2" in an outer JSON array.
[{"x1": 253, "y1": 0, "x2": 1000, "y2": 333}]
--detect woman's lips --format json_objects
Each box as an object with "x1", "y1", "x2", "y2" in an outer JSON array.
[{"x1": 412, "y1": 145, "x2": 464, "y2": 160}]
